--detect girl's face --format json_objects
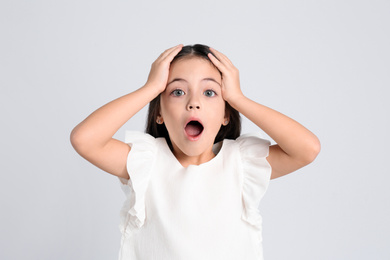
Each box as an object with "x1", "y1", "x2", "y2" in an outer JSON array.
[{"x1": 160, "y1": 57, "x2": 228, "y2": 164}]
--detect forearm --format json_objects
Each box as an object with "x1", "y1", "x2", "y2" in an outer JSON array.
[
  {"x1": 69, "y1": 45, "x2": 183, "y2": 178},
  {"x1": 71, "y1": 84, "x2": 159, "y2": 149},
  {"x1": 207, "y1": 48, "x2": 319, "y2": 177},
  {"x1": 228, "y1": 95, "x2": 320, "y2": 164}
]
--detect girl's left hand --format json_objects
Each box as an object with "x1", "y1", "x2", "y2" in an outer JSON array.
[{"x1": 208, "y1": 48, "x2": 244, "y2": 103}]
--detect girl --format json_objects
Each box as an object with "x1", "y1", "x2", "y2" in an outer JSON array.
[{"x1": 70, "y1": 44, "x2": 320, "y2": 260}]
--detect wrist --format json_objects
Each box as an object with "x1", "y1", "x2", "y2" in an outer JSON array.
[
  {"x1": 142, "y1": 83, "x2": 165, "y2": 98},
  {"x1": 225, "y1": 91, "x2": 245, "y2": 105},
  {"x1": 226, "y1": 93, "x2": 247, "y2": 110}
]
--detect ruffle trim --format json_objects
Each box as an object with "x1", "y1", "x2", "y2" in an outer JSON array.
[
  {"x1": 237, "y1": 134, "x2": 272, "y2": 233},
  {"x1": 118, "y1": 131, "x2": 157, "y2": 235}
]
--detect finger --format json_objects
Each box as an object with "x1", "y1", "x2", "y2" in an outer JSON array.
[
  {"x1": 159, "y1": 44, "x2": 180, "y2": 57},
  {"x1": 208, "y1": 52, "x2": 227, "y2": 74},
  {"x1": 208, "y1": 48, "x2": 222, "y2": 64},
  {"x1": 164, "y1": 44, "x2": 183, "y2": 62},
  {"x1": 210, "y1": 47, "x2": 233, "y2": 66},
  {"x1": 160, "y1": 44, "x2": 183, "y2": 60},
  {"x1": 157, "y1": 47, "x2": 175, "y2": 60}
]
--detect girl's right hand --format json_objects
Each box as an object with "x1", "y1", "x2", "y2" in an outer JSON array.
[
  {"x1": 70, "y1": 44, "x2": 184, "y2": 180},
  {"x1": 145, "y1": 44, "x2": 183, "y2": 93}
]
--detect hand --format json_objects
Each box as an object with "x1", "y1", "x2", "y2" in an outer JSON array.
[
  {"x1": 208, "y1": 48, "x2": 244, "y2": 103},
  {"x1": 145, "y1": 44, "x2": 183, "y2": 93}
]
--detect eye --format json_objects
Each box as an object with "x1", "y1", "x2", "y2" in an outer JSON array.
[
  {"x1": 171, "y1": 89, "x2": 185, "y2": 97},
  {"x1": 204, "y1": 89, "x2": 216, "y2": 97}
]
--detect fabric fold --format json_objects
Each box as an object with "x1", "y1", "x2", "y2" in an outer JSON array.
[
  {"x1": 237, "y1": 134, "x2": 272, "y2": 232},
  {"x1": 118, "y1": 131, "x2": 157, "y2": 235}
]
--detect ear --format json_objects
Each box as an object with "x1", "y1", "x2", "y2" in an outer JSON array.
[
  {"x1": 222, "y1": 114, "x2": 229, "y2": 126},
  {"x1": 156, "y1": 115, "x2": 164, "y2": 124}
]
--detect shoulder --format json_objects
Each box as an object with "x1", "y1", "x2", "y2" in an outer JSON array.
[
  {"x1": 224, "y1": 133, "x2": 271, "y2": 157},
  {"x1": 125, "y1": 131, "x2": 157, "y2": 145},
  {"x1": 123, "y1": 131, "x2": 164, "y2": 180},
  {"x1": 220, "y1": 134, "x2": 271, "y2": 176}
]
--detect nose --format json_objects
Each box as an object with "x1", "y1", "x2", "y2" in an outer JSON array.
[
  {"x1": 187, "y1": 96, "x2": 201, "y2": 110},
  {"x1": 187, "y1": 103, "x2": 200, "y2": 110}
]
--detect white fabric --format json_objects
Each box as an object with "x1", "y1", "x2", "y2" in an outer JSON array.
[{"x1": 118, "y1": 131, "x2": 271, "y2": 260}]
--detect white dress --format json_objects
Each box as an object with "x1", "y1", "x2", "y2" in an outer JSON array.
[{"x1": 118, "y1": 131, "x2": 271, "y2": 260}]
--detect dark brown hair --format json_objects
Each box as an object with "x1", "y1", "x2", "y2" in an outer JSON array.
[{"x1": 146, "y1": 44, "x2": 241, "y2": 145}]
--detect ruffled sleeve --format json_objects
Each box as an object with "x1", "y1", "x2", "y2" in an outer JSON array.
[
  {"x1": 237, "y1": 134, "x2": 272, "y2": 231},
  {"x1": 118, "y1": 131, "x2": 157, "y2": 235}
]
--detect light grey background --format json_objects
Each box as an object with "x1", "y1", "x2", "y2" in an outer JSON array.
[{"x1": 1, "y1": 0, "x2": 389, "y2": 259}]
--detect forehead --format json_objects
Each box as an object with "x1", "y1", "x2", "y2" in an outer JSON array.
[{"x1": 168, "y1": 57, "x2": 221, "y2": 80}]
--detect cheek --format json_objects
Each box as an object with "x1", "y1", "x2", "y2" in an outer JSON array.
[
  {"x1": 213, "y1": 100, "x2": 226, "y2": 118},
  {"x1": 159, "y1": 96, "x2": 171, "y2": 116},
  {"x1": 160, "y1": 96, "x2": 179, "y2": 123},
  {"x1": 206, "y1": 102, "x2": 226, "y2": 128}
]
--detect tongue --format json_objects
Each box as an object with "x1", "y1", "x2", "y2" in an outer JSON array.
[{"x1": 185, "y1": 124, "x2": 202, "y2": 137}]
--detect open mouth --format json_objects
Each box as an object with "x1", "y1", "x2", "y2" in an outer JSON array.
[{"x1": 185, "y1": 120, "x2": 204, "y2": 138}]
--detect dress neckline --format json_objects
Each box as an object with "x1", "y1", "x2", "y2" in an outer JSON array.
[{"x1": 159, "y1": 138, "x2": 225, "y2": 169}]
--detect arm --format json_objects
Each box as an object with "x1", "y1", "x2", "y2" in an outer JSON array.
[
  {"x1": 70, "y1": 44, "x2": 183, "y2": 179},
  {"x1": 208, "y1": 48, "x2": 320, "y2": 179}
]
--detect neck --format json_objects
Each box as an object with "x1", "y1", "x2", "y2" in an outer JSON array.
[{"x1": 172, "y1": 147, "x2": 216, "y2": 168}]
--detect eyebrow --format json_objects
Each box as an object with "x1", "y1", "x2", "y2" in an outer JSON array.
[{"x1": 166, "y1": 78, "x2": 221, "y2": 87}]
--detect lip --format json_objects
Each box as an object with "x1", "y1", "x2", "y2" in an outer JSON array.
[{"x1": 184, "y1": 116, "x2": 204, "y2": 141}]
